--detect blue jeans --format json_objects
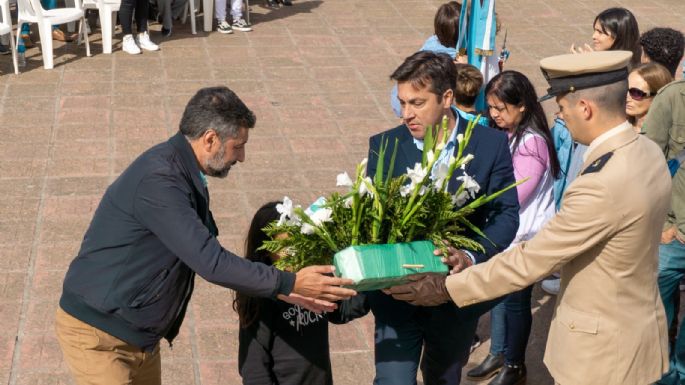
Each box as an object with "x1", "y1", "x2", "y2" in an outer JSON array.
[
  {"x1": 369, "y1": 291, "x2": 481, "y2": 385},
  {"x1": 657, "y1": 240, "x2": 685, "y2": 385},
  {"x1": 489, "y1": 286, "x2": 533, "y2": 365}
]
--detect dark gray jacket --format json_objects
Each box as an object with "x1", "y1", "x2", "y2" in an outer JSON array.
[{"x1": 60, "y1": 132, "x2": 295, "y2": 351}]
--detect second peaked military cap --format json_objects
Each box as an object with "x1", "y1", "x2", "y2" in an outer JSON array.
[{"x1": 538, "y1": 50, "x2": 633, "y2": 101}]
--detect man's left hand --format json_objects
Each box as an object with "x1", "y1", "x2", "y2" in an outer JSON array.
[
  {"x1": 435, "y1": 244, "x2": 473, "y2": 274},
  {"x1": 383, "y1": 273, "x2": 452, "y2": 306}
]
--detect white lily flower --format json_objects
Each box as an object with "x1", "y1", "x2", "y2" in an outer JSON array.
[
  {"x1": 276, "y1": 196, "x2": 294, "y2": 226},
  {"x1": 301, "y1": 223, "x2": 315, "y2": 235},
  {"x1": 431, "y1": 162, "x2": 450, "y2": 191},
  {"x1": 457, "y1": 174, "x2": 481, "y2": 198},
  {"x1": 456, "y1": 133, "x2": 464, "y2": 143},
  {"x1": 418, "y1": 186, "x2": 428, "y2": 196},
  {"x1": 310, "y1": 208, "x2": 333, "y2": 226},
  {"x1": 336, "y1": 172, "x2": 354, "y2": 188},
  {"x1": 452, "y1": 191, "x2": 469, "y2": 206},
  {"x1": 359, "y1": 176, "x2": 374, "y2": 198},
  {"x1": 426, "y1": 150, "x2": 435, "y2": 164},
  {"x1": 406, "y1": 163, "x2": 427, "y2": 185},
  {"x1": 462, "y1": 153, "x2": 474, "y2": 165},
  {"x1": 343, "y1": 196, "x2": 353, "y2": 208}
]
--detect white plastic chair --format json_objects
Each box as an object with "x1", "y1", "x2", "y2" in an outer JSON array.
[
  {"x1": 0, "y1": 0, "x2": 19, "y2": 74},
  {"x1": 16, "y1": 0, "x2": 90, "y2": 69},
  {"x1": 81, "y1": 0, "x2": 120, "y2": 54}
]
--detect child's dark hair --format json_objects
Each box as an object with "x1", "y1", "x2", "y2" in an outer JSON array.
[
  {"x1": 639, "y1": 27, "x2": 685, "y2": 77},
  {"x1": 485, "y1": 71, "x2": 561, "y2": 179},
  {"x1": 454, "y1": 63, "x2": 483, "y2": 108},
  {"x1": 233, "y1": 201, "x2": 281, "y2": 328},
  {"x1": 434, "y1": 1, "x2": 462, "y2": 48}
]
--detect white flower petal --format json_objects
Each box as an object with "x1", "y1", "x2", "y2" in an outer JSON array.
[
  {"x1": 310, "y1": 208, "x2": 333, "y2": 226},
  {"x1": 301, "y1": 223, "x2": 315, "y2": 235},
  {"x1": 336, "y1": 172, "x2": 354, "y2": 188},
  {"x1": 452, "y1": 191, "x2": 469, "y2": 206}
]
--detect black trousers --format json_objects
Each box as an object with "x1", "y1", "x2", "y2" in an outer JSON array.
[{"x1": 119, "y1": 0, "x2": 148, "y2": 35}]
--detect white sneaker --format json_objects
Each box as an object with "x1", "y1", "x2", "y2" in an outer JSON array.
[
  {"x1": 541, "y1": 277, "x2": 560, "y2": 295},
  {"x1": 122, "y1": 34, "x2": 141, "y2": 55},
  {"x1": 136, "y1": 31, "x2": 159, "y2": 51}
]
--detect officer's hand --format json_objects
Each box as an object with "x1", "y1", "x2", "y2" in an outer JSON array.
[
  {"x1": 435, "y1": 243, "x2": 473, "y2": 275},
  {"x1": 277, "y1": 293, "x2": 337, "y2": 314},
  {"x1": 383, "y1": 273, "x2": 452, "y2": 306},
  {"x1": 293, "y1": 265, "x2": 357, "y2": 302}
]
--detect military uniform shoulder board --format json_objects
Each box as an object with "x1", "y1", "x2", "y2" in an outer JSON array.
[{"x1": 582, "y1": 152, "x2": 614, "y2": 175}]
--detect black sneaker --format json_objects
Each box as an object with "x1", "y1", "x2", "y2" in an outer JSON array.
[
  {"x1": 217, "y1": 20, "x2": 233, "y2": 34},
  {"x1": 232, "y1": 18, "x2": 252, "y2": 32},
  {"x1": 0, "y1": 43, "x2": 10, "y2": 55},
  {"x1": 265, "y1": 0, "x2": 278, "y2": 7},
  {"x1": 280, "y1": 0, "x2": 292, "y2": 5}
]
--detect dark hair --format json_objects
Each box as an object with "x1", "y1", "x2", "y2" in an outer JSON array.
[
  {"x1": 594, "y1": 8, "x2": 641, "y2": 67},
  {"x1": 485, "y1": 71, "x2": 561, "y2": 179},
  {"x1": 179, "y1": 86, "x2": 256, "y2": 141},
  {"x1": 232, "y1": 201, "x2": 281, "y2": 328},
  {"x1": 454, "y1": 63, "x2": 483, "y2": 107},
  {"x1": 390, "y1": 51, "x2": 457, "y2": 99},
  {"x1": 639, "y1": 27, "x2": 685, "y2": 77},
  {"x1": 434, "y1": 1, "x2": 462, "y2": 48}
]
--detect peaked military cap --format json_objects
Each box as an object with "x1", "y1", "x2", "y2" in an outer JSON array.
[{"x1": 538, "y1": 51, "x2": 633, "y2": 101}]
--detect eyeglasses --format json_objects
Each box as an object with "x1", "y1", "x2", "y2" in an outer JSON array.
[{"x1": 627, "y1": 87, "x2": 655, "y2": 101}]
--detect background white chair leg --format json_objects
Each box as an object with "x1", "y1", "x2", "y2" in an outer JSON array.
[
  {"x1": 100, "y1": 8, "x2": 112, "y2": 53},
  {"x1": 38, "y1": 22, "x2": 53, "y2": 69},
  {"x1": 65, "y1": 0, "x2": 75, "y2": 32},
  {"x1": 202, "y1": 0, "x2": 212, "y2": 32},
  {"x1": 189, "y1": 0, "x2": 196, "y2": 35},
  {"x1": 81, "y1": 18, "x2": 90, "y2": 56},
  {"x1": 9, "y1": 30, "x2": 18, "y2": 74}
]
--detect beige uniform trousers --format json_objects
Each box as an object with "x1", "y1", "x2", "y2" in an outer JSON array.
[{"x1": 55, "y1": 307, "x2": 161, "y2": 385}]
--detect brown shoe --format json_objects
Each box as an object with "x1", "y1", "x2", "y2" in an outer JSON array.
[
  {"x1": 52, "y1": 29, "x2": 76, "y2": 42},
  {"x1": 20, "y1": 34, "x2": 35, "y2": 48}
]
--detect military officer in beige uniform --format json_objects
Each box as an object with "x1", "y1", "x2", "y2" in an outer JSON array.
[{"x1": 386, "y1": 51, "x2": 672, "y2": 385}]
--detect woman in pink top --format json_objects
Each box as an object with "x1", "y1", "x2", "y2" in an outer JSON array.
[{"x1": 466, "y1": 71, "x2": 560, "y2": 385}]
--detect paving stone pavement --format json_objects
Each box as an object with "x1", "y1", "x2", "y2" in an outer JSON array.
[{"x1": 0, "y1": 0, "x2": 683, "y2": 384}]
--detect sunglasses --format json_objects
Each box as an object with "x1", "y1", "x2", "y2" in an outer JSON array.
[{"x1": 628, "y1": 88, "x2": 655, "y2": 101}]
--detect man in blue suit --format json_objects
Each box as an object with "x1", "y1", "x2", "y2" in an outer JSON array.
[{"x1": 366, "y1": 51, "x2": 519, "y2": 385}]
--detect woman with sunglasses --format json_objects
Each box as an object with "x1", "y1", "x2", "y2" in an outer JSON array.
[{"x1": 627, "y1": 63, "x2": 672, "y2": 132}]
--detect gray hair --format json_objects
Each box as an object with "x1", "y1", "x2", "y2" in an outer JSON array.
[{"x1": 179, "y1": 86, "x2": 256, "y2": 141}]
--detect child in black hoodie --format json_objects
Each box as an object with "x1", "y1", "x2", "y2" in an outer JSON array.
[{"x1": 235, "y1": 201, "x2": 369, "y2": 385}]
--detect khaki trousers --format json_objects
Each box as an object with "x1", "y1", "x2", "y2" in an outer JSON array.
[{"x1": 55, "y1": 307, "x2": 161, "y2": 385}]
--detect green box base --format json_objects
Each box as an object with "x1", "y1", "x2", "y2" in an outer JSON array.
[{"x1": 333, "y1": 241, "x2": 448, "y2": 291}]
